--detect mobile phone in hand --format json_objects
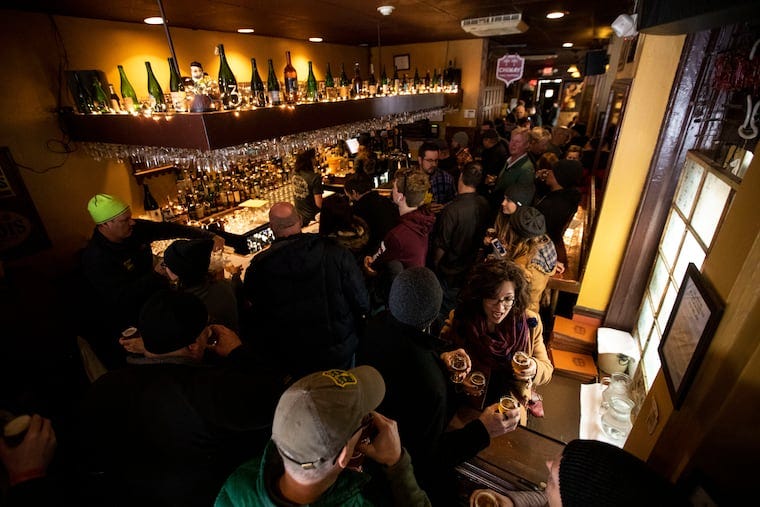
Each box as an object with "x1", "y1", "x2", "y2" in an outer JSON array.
[{"x1": 491, "y1": 238, "x2": 507, "y2": 257}]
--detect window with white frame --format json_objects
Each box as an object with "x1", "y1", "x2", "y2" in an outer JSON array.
[{"x1": 632, "y1": 151, "x2": 739, "y2": 392}]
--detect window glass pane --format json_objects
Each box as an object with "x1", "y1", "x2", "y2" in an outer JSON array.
[
  {"x1": 675, "y1": 157, "x2": 703, "y2": 217},
  {"x1": 648, "y1": 256, "x2": 669, "y2": 310},
  {"x1": 642, "y1": 327, "x2": 662, "y2": 391},
  {"x1": 661, "y1": 213, "x2": 685, "y2": 269},
  {"x1": 674, "y1": 231, "x2": 706, "y2": 283},
  {"x1": 692, "y1": 172, "x2": 731, "y2": 247},
  {"x1": 657, "y1": 281, "x2": 678, "y2": 331},
  {"x1": 637, "y1": 298, "x2": 654, "y2": 348}
]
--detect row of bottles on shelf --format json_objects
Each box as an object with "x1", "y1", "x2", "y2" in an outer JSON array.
[
  {"x1": 72, "y1": 44, "x2": 460, "y2": 114},
  {"x1": 138, "y1": 128, "x2": 410, "y2": 225}
]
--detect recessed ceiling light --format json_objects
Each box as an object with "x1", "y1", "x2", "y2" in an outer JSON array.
[
  {"x1": 562, "y1": 42, "x2": 574, "y2": 48},
  {"x1": 144, "y1": 16, "x2": 164, "y2": 25},
  {"x1": 237, "y1": 28, "x2": 254, "y2": 33},
  {"x1": 377, "y1": 5, "x2": 395, "y2": 16},
  {"x1": 309, "y1": 37, "x2": 323, "y2": 43},
  {"x1": 546, "y1": 11, "x2": 566, "y2": 19}
]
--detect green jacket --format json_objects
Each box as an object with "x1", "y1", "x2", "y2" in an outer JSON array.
[
  {"x1": 494, "y1": 154, "x2": 535, "y2": 197},
  {"x1": 215, "y1": 440, "x2": 431, "y2": 507}
]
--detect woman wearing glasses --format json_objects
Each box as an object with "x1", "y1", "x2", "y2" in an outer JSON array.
[{"x1": 440, "y1": 257, "x2": 553, "y2": 424}]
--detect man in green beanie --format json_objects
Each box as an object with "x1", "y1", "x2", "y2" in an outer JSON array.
[{"x1": 80, "y1": 193, "x2": 223, "y2": 367}]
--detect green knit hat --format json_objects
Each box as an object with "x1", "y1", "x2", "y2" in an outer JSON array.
[{"x1": 87, "y1": 194, "x2": 130, "y2": 224}]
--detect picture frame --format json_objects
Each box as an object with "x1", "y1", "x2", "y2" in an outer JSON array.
[
  {"x1": 393, "y1": 54, "x2": 410, "y2": 71},
  {"x1": 658, "y1": 263, "x2": 725, "y2": 409}
]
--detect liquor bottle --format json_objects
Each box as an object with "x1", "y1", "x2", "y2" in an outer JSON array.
[
  {"x1": 217, "y1": 44, "x2": 240, "y2": 109},
  {"x1": 117, "y1": 65, "x2": 138, "y2": 112},
  {"x1": 325, "y1": 63, "x2": 335, "y2": 100},
  {"x1": 107, "y1": 83, "x2": 121, "y2": 112},
  {"x1": 392, "y1": 66, "x2": 400, "y2": 94},
  {"x1": 145, "y1": 61, "x2": 166, "y2": 112},
  {"x1": 424, "y1": 69, "x2": 431, "y2": 90},
  {"x1": 339, "y1": 63, "x2": 350, "y2": 100},
  {"x1": 267, "y1": 59, "x2": 281, "y2": 106},
  {"x1": 72, "y1": 73, "x2": 94, "y2": 114},
  {"x1": 168, "y1": 57, "x2": 186, "y2": 112},
  {"x1": 143, "y1": 183, "x2": 163, "y2": 222},
  {"x1": 92, "y1": 78, "x2": 111, "y2": 113},
  {"x1": 413, "y1": 67, "x2": 421, "y2": 91},
  {"x1": 380, "y1": 65, "x2": 388, "y2": 95},
  {"x1": 351, "y1": 63, "x2": 362, "y2": 98},
  {"x1": 283, "y1": 51, "x2": 298, "y2": 104},
  {"x1": 250, "y1": 58, "x2": 266, "y2": 107},
  {"x1": 306, "y1": 60, "x2": 318, "y2": 102},
  {"x1": 368, "y1": 64, "x2": 377, "y2": 96}
]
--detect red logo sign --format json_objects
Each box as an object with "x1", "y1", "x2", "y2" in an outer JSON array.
[{"x1": 496, "y1": 54, "x2": 524, "y2": 86}]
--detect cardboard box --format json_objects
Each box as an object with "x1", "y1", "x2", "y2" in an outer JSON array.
[
  {"x1": 551, "y1": 316, "x2": 598, "y2": 355},
  {"x1": 550, "y1": 348, "x2": 598, "y2": 383}
]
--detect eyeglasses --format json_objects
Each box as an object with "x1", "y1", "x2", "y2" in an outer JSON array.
[{"x1": 485, "y1": 296, "x2": 515, "y2": 307}]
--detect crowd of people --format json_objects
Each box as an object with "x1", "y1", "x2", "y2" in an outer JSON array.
[{"x1": 0, "y1": 115, "x2": 686, "y2": 506}]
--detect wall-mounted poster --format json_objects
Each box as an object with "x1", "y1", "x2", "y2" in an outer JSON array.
[{"x1": 0, "y1": 147, "x2": 51, "y2": 260}]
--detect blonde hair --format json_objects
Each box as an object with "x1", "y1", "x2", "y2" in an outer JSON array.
[{"x1": 395, "y1": 168, "x2": 430, "y2": 208}]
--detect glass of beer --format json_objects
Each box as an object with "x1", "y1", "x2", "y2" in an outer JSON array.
[
  {"x1": 466, "y1": 371, "x2": 486, "y2": 397},
  {"x1": 449, "y1": 352, "x2": 468, "y2": 383},
  {"x1": 498, "y1": 395, "x2": 519, "y2": 414}
]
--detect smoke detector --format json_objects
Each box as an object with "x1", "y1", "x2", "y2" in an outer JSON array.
[{"x1": 377, "y1": 5, "x2": 395, "y2": 16}]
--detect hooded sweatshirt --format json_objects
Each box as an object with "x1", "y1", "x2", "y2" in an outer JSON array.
[{"x1": 375, "y1": 208, "x2": 436, "y2": 268}]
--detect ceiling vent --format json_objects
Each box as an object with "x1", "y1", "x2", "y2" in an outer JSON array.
[{"x1": 461, "y1": 13, "x2": 529, "y2": 37}]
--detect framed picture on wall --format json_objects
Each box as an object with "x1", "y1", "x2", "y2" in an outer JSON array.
[
  {"x1": 0, "y1": 147, "x2": 51, "y2": 260},
  {"x1": 658, "y1": 263, "x2": 725, "y2": 409},
  {"x1": 393, "y1": 54, "x2": 410, "y2": 71}
]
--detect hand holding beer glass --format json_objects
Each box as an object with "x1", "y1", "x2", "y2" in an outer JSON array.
[
  {"x1": 441, "y1": 349, "x2": 471, "y2": 383},
  {"x1": 511, "y1": 351, "x2": 536, "y2": 380}
]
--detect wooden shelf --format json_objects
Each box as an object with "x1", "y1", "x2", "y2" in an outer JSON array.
[
  {"x1": 61, "y1": 92, "x2": 461, "y2": 151},
  {"x1": 132, "y1": 164, "x2": 179, "y2": 184}
]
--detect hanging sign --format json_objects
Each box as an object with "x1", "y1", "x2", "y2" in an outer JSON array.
[{"x1": 496, "y1": 54, "x2": 524, "y2": 85}]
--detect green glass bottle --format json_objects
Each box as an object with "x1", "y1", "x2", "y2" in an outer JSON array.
[
  {"x1": 267, "y1": 59, "x2": 281, "y2": 106},
  {"x1": 339, "y1": 63, "x2": 350, "y2": 100},
  {"x1": 117, "y1": 65, "x2": 138, "y2": 112},
  {"x1": 413, "y1": 67, "x2": 421, "y2": 89},
  {"x1": 72, "y1": 73, "x2": 94, "y2": 114},
  {"x1": 168, "y1": 57, "x2": 183, "y2": 92},
  {"x1": 306, "y1": 60, "x2": 318, "y2": 102},
  {"x1": 217, "y1": 44, "x2": 240, "y2": 109},
  {"x1": 283, "y1": 50, "x2": 298, "y2": 104},
  {"x1": 92, "y1": 78, "x2": 111, "y2": 113},
  {"x1": 325, "y1": 63, "x2": 335, "y2": 100},
  {"x1": 392, "y1": 66, "x2": 400, "y2": 94},
  {"x1": 368, "y1": 64, "x2": 377, "y2": 96},
  {"x1": 381, "y1": 65, "x2": 388, "y2": 95},
  {"x1": 145, "y1": 61, "x2": 166, "y2": 112},
  {"x1": 351, "y1": 63, "x2": 362, "y2": 98},
  {"x1": 250, "y1": 58, "x2": 266, "y2": 107}
]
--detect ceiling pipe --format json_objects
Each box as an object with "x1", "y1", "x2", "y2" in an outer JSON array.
[{"x1": 157, "y1": 0, "x2": 180, "y2": 75}]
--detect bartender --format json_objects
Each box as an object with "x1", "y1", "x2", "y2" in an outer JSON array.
[{"x1": 80, "y1": 193, "x2": 222, "y2": 367}]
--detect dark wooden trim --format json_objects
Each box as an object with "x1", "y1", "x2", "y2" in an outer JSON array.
[{"x1": 603, "y1": 31, "x2": 714, "y2": 330}]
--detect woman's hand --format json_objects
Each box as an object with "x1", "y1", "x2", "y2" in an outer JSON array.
[{"x1": 440, "y1": 348, "x2": 471, "y2": 383}]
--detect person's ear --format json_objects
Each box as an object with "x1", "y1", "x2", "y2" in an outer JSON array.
[{"x1": 335, "y1": 444, "x2": 351, "y2": 469}]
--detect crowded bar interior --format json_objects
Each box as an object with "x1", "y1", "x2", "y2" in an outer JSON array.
[{"x1": 0, "y1": 0, "x2": 758, "y2": 505}]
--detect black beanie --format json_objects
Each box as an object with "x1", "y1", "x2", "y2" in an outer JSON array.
[
  {"x1": 553, "y1": 159, "x2": 583, "y2": 189},
  {"x1": 559, "y1": 439, "x2": 686, "y2": 507},
  {"x1": 510, "y1": 206, "x2": 546, "y2": 238},
  {"x1": 163, "y1": 239, "x2": 213, "y2": 284},
  {"x1": 389, "y1": 267, "x2": 443, "y2": 329},
  {"x1": 138, "y1": 290, "x2": 208, "y2": 354},
  {"x1": 504, "y1": 184, "x2": 535, "y2": 207}
]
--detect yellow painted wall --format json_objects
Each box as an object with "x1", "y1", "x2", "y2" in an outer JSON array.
[
  {"x1": 371, "y1": 39, "x2": 485, "y2": 127},
  {"x1": 576, "y1": 34, "x2": 686, "y2": 311}
]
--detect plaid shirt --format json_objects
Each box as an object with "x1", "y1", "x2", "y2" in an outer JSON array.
[
  {"x1": 533, "y1": 236, "x2": 558, "y2": 272},
  {"x1": 429, "y1": 168, "x2": 456, "y2": 204}
]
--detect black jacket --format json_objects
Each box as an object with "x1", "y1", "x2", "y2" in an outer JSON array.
[
  {"x1": 357, "y1": 312, "x2": 490, "y2": 504},
  {"x1": 75, "y1": 346, "x2": 286, "y2": 507},
  {"x1": 352, "y1": 190, "x2": 400, "y2": 255},
  {"x1": 242, "y1": 233, "x2": 370, "y2": 378}
]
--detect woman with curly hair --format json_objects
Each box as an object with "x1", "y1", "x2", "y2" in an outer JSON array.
[{"x1": 441, "y1": 257, "x2": 553, "y2": 423}]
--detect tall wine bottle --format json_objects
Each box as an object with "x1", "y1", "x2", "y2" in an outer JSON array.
[
  {"x1": 92, "y1": 78, "x2": 111, "y2": 113},
  {"x1": 306, "y1": 60, "x2": 318, "y2": 102},
  {"x1": 217, "y1": 44, "x2": 240, "y2": 109},
  {"x1": 413, "y1": 67, "x2": 421, "y2": 91},
  {"x1": 392, "y1": 66, "x2": 400, "y2": 94},
  {"x1": 339, "y1": 63, "x2": 350, "y2": 100},
  {"x1": 143, "y1": 183, "x2": 163, "y2": 222},
  {"x1": 168, "y1": 57, "x2": 186, "y2": 112},
  {"x1": 424, "y1": 69, "x2": 431, "y2": 90},
  {"x1": 72, "y1": 73, "x2": 94, "y2": 114},
  {"x1": 283, "y1": 51, "x2": 298, "y2": 104},
  {"x1": 267, "y1": 59, "x2": 281, "y2": 106},
  {"x1": 145, "y1": 61, "x2": 166, "y2": 112},
  {"x1": 351, "y1": 63, "x2": 362, "y2": 98},
  {"x1": 380, "y1": 65, "x2": 388, "y2": 95},
  {"x1": 107, "y1": 83, "x2": 121, "y2": 112},
  {"x1": 250, "y1": 58, "x2": 266, "y2": 107},
  {"x1": 117, "y1": 65, "x2": 138, "y2": 112},
  {"x1": 368, "y1": 64, "x2": 377, "y2": 96},
  {"x1": 325, "y1": 63, "x2": 336, "y2": 100}
]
